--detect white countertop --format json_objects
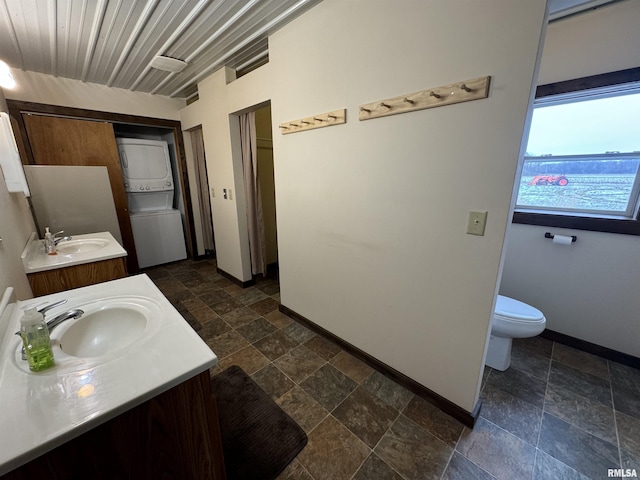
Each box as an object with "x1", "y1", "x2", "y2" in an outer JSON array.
[
  {"x1": 0, "y1": 274, "x2": 217, "y2": 476},
  {"x1": 21, "y1": 231, "x2": 127, "y2": 273}
]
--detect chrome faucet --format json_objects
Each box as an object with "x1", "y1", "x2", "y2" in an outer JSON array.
[
  {"x1": 53, "y1": 231, "x2": 72, "y2": 245},
  {"x1": 46, "y1": 309, "x2": 84, "y2": 333}
]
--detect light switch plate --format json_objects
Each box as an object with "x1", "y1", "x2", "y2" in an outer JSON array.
[{"x1": 467, "y1": 211, "x2": 487, "y2": 236}]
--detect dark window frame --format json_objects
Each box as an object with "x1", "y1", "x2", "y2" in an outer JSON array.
[{"x1": 512, "y1": 67, "x2": 640, "y2": 236}]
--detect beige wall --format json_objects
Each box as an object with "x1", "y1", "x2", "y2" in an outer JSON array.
[
  {"x1": 5, "y1": 70, "x2": 184, "y2": 120},
  {"x1": 181, "y1": 0, "x2": 548, "y2": 411},
  {"x1": 501, "y1": 0, "x2": 640, "y2": 357}
]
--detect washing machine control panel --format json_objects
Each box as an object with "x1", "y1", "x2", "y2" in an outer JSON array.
[{"x1": 124, "y1": 181, "x2": 172, "y2": 192}]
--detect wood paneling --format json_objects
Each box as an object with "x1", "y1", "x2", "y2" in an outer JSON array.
[
  {"x1": 3, "y1": 371, "x2": 227, "y2": 479},
  {"x1": 23, "y1": 114, "x2": 139, "y2": 272},
  {"x1": 27, "y1": 258, "x2": 127, "y2": 296}
]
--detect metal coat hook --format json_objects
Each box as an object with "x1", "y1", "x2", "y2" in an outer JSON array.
[
  {"x1": 328, "y1": 114, "x2": 338, "y2": 119},
  {"x1": 403, "y1": 97, "x2": 415, "y2": 105},
  {"x1": 460, "y1": 84, "x2": 472, "y2": 92},
  {"x1": 360, "y1": 107, "x2": 371, "y2": 113},
  {"x1": 380, "y1": 102, "x2": 391, "y2": 109},
  {"x1": 430, "y1": 91, "x2": 441, "y2": 99},
  {"x1": 301, "y1": 120, "x2": 311, "y2": 125},
  {"x1": 313, "y1": 117, "x2": 324, "y2": 122}
]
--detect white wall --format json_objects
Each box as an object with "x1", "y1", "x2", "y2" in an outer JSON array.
[
  {"x1": 5, "y1": 70, "x2": 185, "y2": 120},
  {"x1": 181, "y1": 66, "x2": 273, "y2": 281},
  {"x1": 0, "y1": 90, "x2": 35, "y2": 300},
  {"x1": 501, "y1": 0, "x2": 640, "y2": 357},
  {"x1": 183, "y1": 0, "x2": 547, "y2": 411}
]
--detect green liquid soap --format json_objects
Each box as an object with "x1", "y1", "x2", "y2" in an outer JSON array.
[
  {"x1": 20, "y1": 307, "x2": 55, "y2": 372},
  {"x1": 23, "y1": 340, "x2": 55, "y2": 372}
]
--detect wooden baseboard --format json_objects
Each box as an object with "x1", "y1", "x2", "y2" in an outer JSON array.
[
  {"x1": 217, "y1": 268, "x2": 254, "y2": 288},
  {"x1": 279, "y1": 304, "x2": 481, "y2": 428},
  {"x1": 541, "y1": 329, "x2": 640, "y2": 369}
]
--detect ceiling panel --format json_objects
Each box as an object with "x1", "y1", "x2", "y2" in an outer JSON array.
[{"x1": 0, "y1": 0, "x2": 620, "y2": 100}]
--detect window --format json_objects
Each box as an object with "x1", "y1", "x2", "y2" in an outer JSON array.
[{"x1": 513, "y1": 68, "x2": 640, "y2": 235}]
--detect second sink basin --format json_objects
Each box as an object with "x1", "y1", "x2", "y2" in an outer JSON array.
[
  {"x1": 56, "y1": 238, "x2": 109, "y2": 255},
  {"x1": 54, "y1": 296, "x2": 161, "y2": 358}
]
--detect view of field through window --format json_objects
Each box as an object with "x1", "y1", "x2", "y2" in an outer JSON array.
[{"x1": 516, "y1": 90, "x2": 640, "y2": 216}]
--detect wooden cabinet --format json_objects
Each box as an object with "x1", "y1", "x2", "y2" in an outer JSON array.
[
  {"x1": 2, "y1": 371, "x2": 227, "y2": 479},
  {"x1": 27, "y1": 257, "x2": 127, "y2": 296}
]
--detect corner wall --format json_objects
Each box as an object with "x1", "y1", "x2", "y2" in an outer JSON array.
[{"x1": 183, "y1": 0, "x2": 548, "y2": 412}]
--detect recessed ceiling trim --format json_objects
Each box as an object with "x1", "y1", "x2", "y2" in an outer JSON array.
[
  {"x1": 129, "y1": 0, "x2": 209, "y2": 91},
  {"x1": 169, "y1": 0, "x2": 316, "y2": 97},
  {"x1": 106, "y1": 0, "x2": 159, "y2": 87}
]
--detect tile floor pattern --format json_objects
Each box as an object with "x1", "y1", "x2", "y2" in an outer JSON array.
[{"x1": 146, "y1": 259, "x2": 640, "y2": 480}]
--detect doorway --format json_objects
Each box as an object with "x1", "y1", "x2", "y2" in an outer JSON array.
[{"x1": 239, "y1": 103, "x2": 278, "y2": 277}]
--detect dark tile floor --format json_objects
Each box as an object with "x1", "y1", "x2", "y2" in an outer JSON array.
[{"x1": 146, "y1": 259, "x2": 640, "y2": 480}]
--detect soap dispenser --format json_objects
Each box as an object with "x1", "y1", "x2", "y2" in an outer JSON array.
[
  {"x1": 44, "y1": 227, "x2": 56, "y2": 255},
  {"x1": 20, "y1": 307, "x2": 55, "y2": 372}
]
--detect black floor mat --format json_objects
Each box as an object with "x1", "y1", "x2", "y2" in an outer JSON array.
[{"x1": 211, "y1": 365, "x2": 308, "y2": 480}]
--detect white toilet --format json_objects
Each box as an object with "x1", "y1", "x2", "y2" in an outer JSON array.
[{"x1": 485, "y1": 295, "x2": 546, "y2": 371}]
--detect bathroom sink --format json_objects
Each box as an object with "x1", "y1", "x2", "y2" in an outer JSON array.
[
  {"x1": 56, "y1": 238, "x2": 109, "y2": 255},
  {"x1": 54, "y1": 296, "x2": 160, "y2": 358}
]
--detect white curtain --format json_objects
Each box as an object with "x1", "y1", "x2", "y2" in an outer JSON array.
[
  {"x1": 189, "y1": 127, "x2": 215, "y2": 252},
  {"x1": 239, "y1": 111, "x2": 266, "y2": 276}
]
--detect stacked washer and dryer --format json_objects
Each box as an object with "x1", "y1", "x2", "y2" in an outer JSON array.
[{"x1": 116, "y1": 138, "x2": 187, "y2": 269}]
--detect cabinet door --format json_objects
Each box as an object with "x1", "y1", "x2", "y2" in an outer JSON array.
[{"x1": 23, "y1": 114, "x2": 138, "y2": 272}]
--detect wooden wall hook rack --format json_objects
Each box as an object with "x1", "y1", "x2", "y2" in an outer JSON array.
[
  {"x1": 279, "y1": 108, "x2": 346, "y2": 134},
  {"x1": 358, "y1": 75, "x2": 491, "y2": 121}
]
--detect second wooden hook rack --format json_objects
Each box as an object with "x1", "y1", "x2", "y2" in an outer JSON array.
[{"x1": 359, "y1": 76, "x2": 491, "y2": 121}]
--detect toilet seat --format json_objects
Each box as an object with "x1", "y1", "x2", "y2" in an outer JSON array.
[
  {"x1": 494, "y1": 295, "x2": 544, "y2": 323},
  {"x1": 487, "y1": 295, "x2": 547, "y2": 370}
]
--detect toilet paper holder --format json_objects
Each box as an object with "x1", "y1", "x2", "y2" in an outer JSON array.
[{"x1": 545, "y1": 232, "x2": 577, "y2": 242}]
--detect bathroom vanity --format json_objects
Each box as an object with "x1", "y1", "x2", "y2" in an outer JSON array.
[
  {"x1": 21, "y1": 231, "x2": 128, "y2": 296},
  {"x1": 0, "y1": 275, "x2": 226, "y2": 479}
]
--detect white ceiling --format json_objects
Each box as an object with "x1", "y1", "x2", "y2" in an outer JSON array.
[{"x1": 0, "y1": 0, "x2": 619, "y2": 100}]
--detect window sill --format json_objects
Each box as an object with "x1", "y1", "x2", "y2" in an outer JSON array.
[{"x1": 512, "y1": 211, "x2": 640, "y2": 236}]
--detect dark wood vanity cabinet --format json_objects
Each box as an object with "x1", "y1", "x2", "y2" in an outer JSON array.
[
  {"x1": 27, "y1": 257, "x2": 128, "y2": 296},
  {"x1": 2, "y1": 370, "x2": 227, "y2": 479}
]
